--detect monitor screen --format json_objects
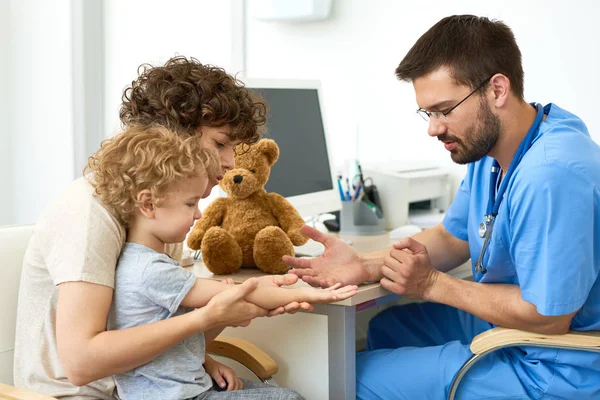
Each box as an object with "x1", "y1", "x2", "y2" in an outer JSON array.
[{"x1": 246, "y1": 80, "x2": 340, "y2": 217}]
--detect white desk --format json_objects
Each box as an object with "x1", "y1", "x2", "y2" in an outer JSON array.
[{"x1": 188, "y1": 232, "x2": 472, "y2": 400}]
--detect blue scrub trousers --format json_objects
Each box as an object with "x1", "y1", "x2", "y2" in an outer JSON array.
[{"x1": 356, "y1": 302, "x2": 534, "y2": 400}]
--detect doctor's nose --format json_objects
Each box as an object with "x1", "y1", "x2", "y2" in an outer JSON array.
[{"x1": 427, "y1": 116, "x2": 447, "y2": 138}]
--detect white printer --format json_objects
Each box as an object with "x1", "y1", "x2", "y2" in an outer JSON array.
[{"x1": 363, "y1": 162, "x2": 451, "y2": 230}]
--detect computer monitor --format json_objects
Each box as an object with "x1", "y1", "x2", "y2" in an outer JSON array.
[{"x1": 245, "y1": 79, "x2": 341, "y2": 218}]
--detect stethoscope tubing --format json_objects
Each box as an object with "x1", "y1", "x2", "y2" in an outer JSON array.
[{"x1": 475, "y1": 103, "x2": 545, "y2": 275}]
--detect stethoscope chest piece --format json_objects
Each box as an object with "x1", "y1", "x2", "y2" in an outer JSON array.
[
  {"x1": 478, "y1": 215, "x2": 492, "y2": 239},
  {"x1": 475, "y1": 215, "x2": 494, "y2": 275},
  {"x1": 478, "y1": 222, "x2": 486, "y2": 238}
]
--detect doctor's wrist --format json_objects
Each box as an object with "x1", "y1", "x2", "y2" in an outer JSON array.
[
  {"x1": 422, "y1": 269, "x2": 445, "y2": 302},
  {"x1": 359, "y1": 253, "x2": 383, "y2": 284}
]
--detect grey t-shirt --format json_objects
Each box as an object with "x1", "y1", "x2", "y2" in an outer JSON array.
[{"x1": 108, "y1": 243, "x2": 212, "y2": 400}]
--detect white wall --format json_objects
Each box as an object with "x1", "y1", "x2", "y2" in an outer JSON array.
[
  {"x1": 6, "y1": 0, "x2": 75, "y2": 225},
  {"x1": 0, "y1": 0, "x2": 13, "y2": 225},
  {"x1": 245, "y1": 0, "x2": 600, "y2": 191},
  {"x1": 104, "y1": 0, "x2": 238, "y2": 136},
  {"x1": 1, "y1": 0, "x2": 241, "y2": 227}
]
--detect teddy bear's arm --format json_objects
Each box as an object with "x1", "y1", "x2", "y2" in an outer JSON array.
[
  {"x1": 186, "y1": 198, "x2": 227, "y2": 250},
  {"x1": 266, "y1": 192, "x2": 308, "y2": 246}
]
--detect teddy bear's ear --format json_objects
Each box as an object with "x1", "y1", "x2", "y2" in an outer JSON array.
[{"x1": 256, "y1": 139, "x2": 280, "y2": 166}]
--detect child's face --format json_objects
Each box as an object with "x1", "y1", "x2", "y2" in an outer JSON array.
[{"x1": 152, "y1": 174, "x2": 208, "y2": 244}]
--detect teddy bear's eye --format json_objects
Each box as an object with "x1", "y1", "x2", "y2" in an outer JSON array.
[{"x1": 250, "y1": 169, "x2": 256, "y2": 173}]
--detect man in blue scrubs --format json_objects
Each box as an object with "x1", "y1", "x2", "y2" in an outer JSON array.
[{"x1": 284, "y1": 15, "x2": 600, "y2": 399}]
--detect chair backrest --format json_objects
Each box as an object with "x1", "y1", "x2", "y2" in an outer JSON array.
[{"x1": 0, "y1": 225, "x2": 34, "y2": 385}]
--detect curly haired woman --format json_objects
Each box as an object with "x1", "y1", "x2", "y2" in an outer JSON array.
[{"x1": 14, "y1": 57, "x2": 311, "y2": 399}]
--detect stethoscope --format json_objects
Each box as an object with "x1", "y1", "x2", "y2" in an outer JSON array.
[{"x1": 475, "y1": 103, "x2": 545, "y2": 274}]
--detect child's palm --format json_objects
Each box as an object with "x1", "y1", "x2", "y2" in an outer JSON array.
[{"x1": 306, "y1": 283, "x2": 358, "y2": 303}]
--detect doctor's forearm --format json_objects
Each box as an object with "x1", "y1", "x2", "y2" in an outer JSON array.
[
  {"x1": 426, "y1": 273, "x2": 572, "y2": 335},
  {"x1": 413, "y1": 224, "x2": 470, "y2": 273}
]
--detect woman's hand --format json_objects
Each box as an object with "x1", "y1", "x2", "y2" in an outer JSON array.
[
  {"x1": 283, "y1": 225, "x2": 370, "y2": 288},
  {"x1": 204, "y1": 278, "x2": 268, "y2": 328},
  {"x1": 255, "y1": 274, "x2": 314, "y2": 315},
  {"x1": 204, "y1": 355, "x2": 243, "y2": 391}
]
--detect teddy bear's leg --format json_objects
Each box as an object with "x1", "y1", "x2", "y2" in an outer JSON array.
[
  {"x1": 253, "y1": 226, "x2": 294, "y2": 274},
  {"x1": 201, "y1": 227, "x2": 243, "y2": 275}
]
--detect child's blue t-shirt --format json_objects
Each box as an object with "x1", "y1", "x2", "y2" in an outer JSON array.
[{"x1": 108, "y1": 243, "x2": 212, "y2": 400}]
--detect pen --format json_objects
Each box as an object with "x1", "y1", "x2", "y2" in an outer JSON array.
[
  {"x1": 356, "y1": 160, "x2": 365, "y2": 186},
  {"x1": 345, "y1": 177, "x2": 352, "y2": 201},
  {"x1": 336, "y1": 175, "x2": 346, "y2": 202},
  {"x1": 353, "y1": 183, "x2": 363, "y2": 201}
]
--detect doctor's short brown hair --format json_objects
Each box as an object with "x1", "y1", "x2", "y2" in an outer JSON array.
[{"x1": 395, "y1": 15, "x2": 524, "y2": 100}]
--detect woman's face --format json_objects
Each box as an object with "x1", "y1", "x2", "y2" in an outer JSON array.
[{"x1": 196, "y1": 125, "x2": 241, "y2": 198}]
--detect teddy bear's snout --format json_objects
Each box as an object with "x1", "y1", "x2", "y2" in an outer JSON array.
[{"x1": 233, "y1": 175, "x2": 243, "y2": 184}]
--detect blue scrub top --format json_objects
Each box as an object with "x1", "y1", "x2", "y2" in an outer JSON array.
[{"x1": 443, "y1": 104, "x2": 600, "y2": 395}]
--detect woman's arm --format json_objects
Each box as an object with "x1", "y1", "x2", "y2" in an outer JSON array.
[
  {"x1": 56, "y1": 279, "x2": 267, "y2": 386},
  {"x1": 181, "y1": 278, "x2": 357, "y2": 310}
]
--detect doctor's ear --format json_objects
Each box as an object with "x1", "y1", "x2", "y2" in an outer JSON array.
[
  {"x1": 137, "y1": 190, "x2": 156, "y2": 218},
  {"x1": 489, "y1": 74, "x2": 511, "y2": 107}
]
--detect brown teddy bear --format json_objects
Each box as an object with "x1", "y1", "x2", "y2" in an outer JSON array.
[{"x1": 187, "y1": 139, "x2": 308, "y2": 274}]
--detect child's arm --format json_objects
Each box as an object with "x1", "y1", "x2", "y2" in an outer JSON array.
[{"x1": 181, "y1": 278, "x2": 357, "y2": 310}]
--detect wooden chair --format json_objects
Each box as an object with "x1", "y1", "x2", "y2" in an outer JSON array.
[
  {"x1": 0, "y1": 225, "x2": 278, "y2": 400},
  {"x1": 447, "y1": 326, "x2": 600, "y2": 399}
]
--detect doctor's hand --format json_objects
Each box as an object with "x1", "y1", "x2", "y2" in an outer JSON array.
[
  {"x1": 283, "y1": 225, "x2": 370, "y2": 288},
  {"x1": 381, "y1": 237, "x2": 439, "y2": 300}
]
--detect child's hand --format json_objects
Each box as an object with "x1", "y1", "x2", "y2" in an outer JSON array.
[
  {"x1": 256, "y1": 274, "x2": 314, "y2": 315},
  {"x1": 298, "y1": 283, "x2": 358, "y2": 304},
  {"x1": 204, "y1": 355, "x2": 243, "y2": 391}
]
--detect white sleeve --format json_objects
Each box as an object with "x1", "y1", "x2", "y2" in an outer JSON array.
[{"x1": 36, "y1": 178, "x2": 125, "y2": 288}]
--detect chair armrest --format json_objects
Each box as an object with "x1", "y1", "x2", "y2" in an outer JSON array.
[
  {"x1": 0, "y1": 383, "x2": 58, "y2": 400},
  {"x1": 470, "y1": 327, "x2": 600, "y2": 355},
  {"x1": 207, "y1": 336, "x2": 278, "y2": 380}
]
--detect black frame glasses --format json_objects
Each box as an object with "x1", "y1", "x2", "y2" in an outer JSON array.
[{"x1": 416, "y1": 75, "x2": 494, "y2": 121}]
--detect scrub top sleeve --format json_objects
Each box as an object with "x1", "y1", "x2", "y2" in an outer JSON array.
[
  {"x1": 443, "y1": 167, "x2": 473, "y2": 241},
  {"x1": 508, "y1": 164, "x2": 598, "y2": 316}
]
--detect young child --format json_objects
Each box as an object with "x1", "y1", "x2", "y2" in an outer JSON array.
[{"x1": 86, "y1": 125, "x2": 358, "y2": 400}]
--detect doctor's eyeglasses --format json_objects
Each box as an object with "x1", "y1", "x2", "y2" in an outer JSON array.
[{"x1": 416, "y1": 75, "x2": 494, "y2": 121}]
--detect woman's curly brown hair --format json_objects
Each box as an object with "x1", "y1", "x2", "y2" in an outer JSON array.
[
  {"x1": 120, "y1": 56, "x2": 267, "y2": 145},
  {"x1": 85, "y1": 125, "x2": 221, "y2": 226}
]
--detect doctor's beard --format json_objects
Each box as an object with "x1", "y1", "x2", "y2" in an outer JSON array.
[{"x1": 440, "y1": 98, "x2": 501, "y2": 165}]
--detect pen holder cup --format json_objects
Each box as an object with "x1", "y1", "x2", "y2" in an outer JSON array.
[{"x1": 340, "y1": 200, "x2": 386, "y2": 236}]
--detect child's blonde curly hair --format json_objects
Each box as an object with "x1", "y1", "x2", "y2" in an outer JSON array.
[{"x1": 85, "y1": 125, "x2": 221, "y2": 226}]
